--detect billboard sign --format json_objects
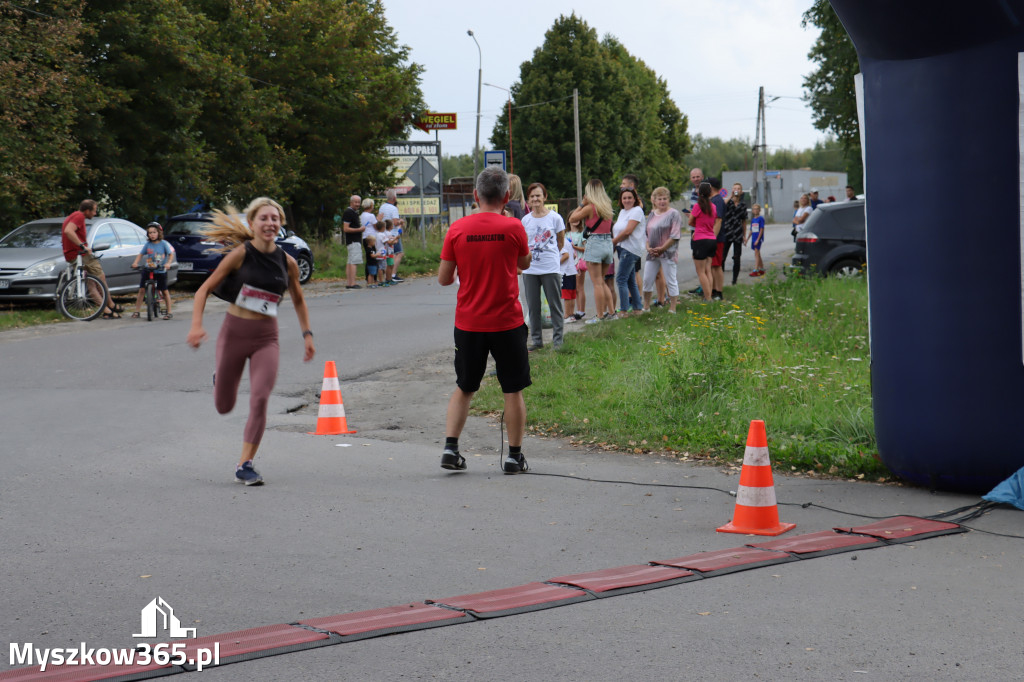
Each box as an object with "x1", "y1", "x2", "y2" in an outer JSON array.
[
  {"x1": 396, "y1": 197, "x2": 440, "y2": 216},
  {"x1": 413, "y1": 112, "x2": 457, "y2": 133},
  {"x1": 385, "y1": 141, "x2": 440, "y2": 196}
]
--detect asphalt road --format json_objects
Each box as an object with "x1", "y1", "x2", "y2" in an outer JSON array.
[{"x1": 2, "y1": 227, "x2": 1022, "y2": 681}]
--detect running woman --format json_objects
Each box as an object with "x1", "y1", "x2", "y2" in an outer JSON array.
[{"x1": 186, "y1": 197, "x2": 315, "y2": 485}]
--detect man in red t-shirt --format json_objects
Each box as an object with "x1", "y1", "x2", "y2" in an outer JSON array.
[
  {"x1": 61, "y1": 199, "x2": 119, "y2": 317},
  {"x1": 438, "y1": 167, "x2": 532, "y2": 474}
]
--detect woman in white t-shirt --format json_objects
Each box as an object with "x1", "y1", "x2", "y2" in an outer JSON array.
[
  {"x1": 611, "y1": 187, "x2": 646, "y2": 316},
  {"x1": 521, "y1": 182, "x2": 566, "y2": 351}
]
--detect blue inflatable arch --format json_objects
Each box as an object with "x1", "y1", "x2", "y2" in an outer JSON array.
[{"x1": 831, "y1": 0, "x2": 1024, "y2": 492}]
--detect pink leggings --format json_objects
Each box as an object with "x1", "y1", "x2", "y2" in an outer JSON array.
[{"x1": 215, "y1": 313, "x2": 279, "y2": 446}]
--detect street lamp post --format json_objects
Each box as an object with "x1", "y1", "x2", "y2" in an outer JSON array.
[
  {"x1": 467, "y1": 30, "x2": 482, "y2": 186},
  {"x1": 484, "y1": 82, "x2": 513, "y2": 174}
]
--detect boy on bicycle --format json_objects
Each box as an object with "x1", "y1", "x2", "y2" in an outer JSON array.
[{"x1": 131, "y1": 222, "x2": 176, "y2": 319}]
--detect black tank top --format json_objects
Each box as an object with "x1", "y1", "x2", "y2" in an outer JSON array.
[{"x1": 213, "y1": 242, "x2": 289, "y2": 303}]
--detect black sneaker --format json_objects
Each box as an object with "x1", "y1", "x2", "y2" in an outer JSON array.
[
  {"x1": 711, "y1": 290, "x2": 723, "y2": 301},
  {"x1": 440, "y1": 448, "x2": 467, "y2": 471},
  {"x1": 235, "y1": 460, "x2": 264, "y2": 486},
  {"x1": 527, "y1": 344, "x2": 543, "y2": 352},
  {"x1": 391, "y1": 276, "x2": 404, "y2": 282},
  {"x1": 688, "y1": 286, "x2": 703, "y2": 296},
  {"x1": 346, "y1": 284, "x2": 362, "y2": 289},
  {"x1": 502, "y1": 452, "x2": 529, "y2": 474}
]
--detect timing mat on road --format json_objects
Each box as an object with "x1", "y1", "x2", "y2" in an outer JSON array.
[{"x1": 0, "y1": 516, "x2": 965, "y2": 681}]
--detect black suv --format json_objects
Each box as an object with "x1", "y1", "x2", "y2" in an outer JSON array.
[
  {"x1": 790, "y1": 199, "x2": 866, "y2": 276},
  {"x1": 165, "y1": 212, "x2": 314, "y2": 284}
]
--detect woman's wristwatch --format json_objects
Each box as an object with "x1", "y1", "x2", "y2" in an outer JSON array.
[{"x1": 302, "y1": 330, "x2": 313, "y2": 339}]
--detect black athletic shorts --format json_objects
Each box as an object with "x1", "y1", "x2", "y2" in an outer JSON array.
[
  {"x1": 453, "y1": 324, "x2": 531, "y2": 394},
  {"x1": 138, "y1": 271, "x2": 169, "y2": 291},
  {"x1": 692, "y1": 239, "x2": 717, "y2": 261}
]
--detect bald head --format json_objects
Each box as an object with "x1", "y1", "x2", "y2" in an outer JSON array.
[
  {"x1": 689, "y1": 168, "x2": 704, "y2": 187},
  {"x1": 349, "y1": 195, "x2": 361, "y2": 209}
]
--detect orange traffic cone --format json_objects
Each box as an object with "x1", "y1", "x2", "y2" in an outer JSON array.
[
  {"x1": 308, "y1": 361, "x2": 357, "y2": 435},
  {"x1": 717, "y1": 420, "x2": 795, "y2": 536}
]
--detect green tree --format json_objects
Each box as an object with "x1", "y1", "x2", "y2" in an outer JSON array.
[
  {"x1": 802, "y1": 0, "x2": 862, "y2": 190},
  {"x1": 0, "y1": 1, "x2": 88, "y2": 232},
  {"x1": 684, "y1": 135, "x2": 753, "y2": 179},
  {"x1": 71, "y1": 0, "x2": 230, "y2": 220},
  {"x1": 441, "y1": 153, "x2": 474, "y2": 184},
  {"x1": 242, "y1": 0, "x2": 424, "y2": 236},
  {"x1": 490, "y1": 14, "x2": 689, "y2": 201},
  {"x1": 5, "y1": 0, "x2": 423, "y2": 234}
]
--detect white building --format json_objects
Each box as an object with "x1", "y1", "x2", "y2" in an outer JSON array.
[{"x1": 722, "y1": 169, "x2": 847, "y2": 222}]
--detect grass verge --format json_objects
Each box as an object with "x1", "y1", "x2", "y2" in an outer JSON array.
[
  {"x1": 0, "y1": 303, "x2": 67, "y2": 330},
  {"x1": 474, "y1": 271, "x2": 886, "y2": 480},
  {"x1": 309, "y1": 227, "x2": 444, "y2": 281}
]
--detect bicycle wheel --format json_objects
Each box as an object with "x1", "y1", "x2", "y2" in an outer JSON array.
[
  {"x1": 146, "y1": 281, "x2": 158, "y2": 321},
  {"x1": 57, "y1": 274, "x2": 107, "y2": 321}
]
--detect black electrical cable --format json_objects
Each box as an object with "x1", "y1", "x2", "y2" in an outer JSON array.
[
  {"x1": 494, "y1": 411, "x2": 1021, "y2": 539},
  {"x1": 952, "y1": 522, "x2": 1024, "y2": 539},
  {"x1": 530, "y1": 470, "x2": 738, "y2": 496},
  {"x1": 929, "y1": 502, "x2": 990, "y2": 520}
]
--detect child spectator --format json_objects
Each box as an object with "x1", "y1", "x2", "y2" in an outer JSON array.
[
  {"x1": 382, "y1": 219, "x2": 398, "y2": 286},
  {"x1": 747, "y1": 204, "x2": 766, "y2": 276},
  {"x1": 130, "y1": 222, "x2": 175, "y2": 319},
  {"x1": 559, "y1": 227, "x2": 577, "y2": 322},
  {"x1": 363, "y1": 219, "x2": 380, "y2": 288},
  {"x1": 377, "y1": 219, "x2": 392, "y2": 286},
  {"x1": 567, "y1": 218, "x2": 587, "y2": 321}
]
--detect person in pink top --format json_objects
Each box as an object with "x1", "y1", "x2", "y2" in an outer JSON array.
[{"x1": 688, "y1": 182, "x2": 720, "y2": 303}]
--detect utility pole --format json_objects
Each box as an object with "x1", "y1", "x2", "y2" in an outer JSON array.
[
  {"x1": 751, "y1": 86, "x2": 776, "y2": 220},
  {"x1": 752, "y1": 86, "x2": 766, "y2": 209},
  {"x1": 574, "y1": 88, "x2": 582, "y2": 203},
  {"x1": 468, "y1": 30, "x2": 482, "y2": 186}
]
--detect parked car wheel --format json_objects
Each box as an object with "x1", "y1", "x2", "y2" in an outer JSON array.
[
  {"x1": 829, "y1": 258, "x2": 865, "y2": 278},
  {"x1": 295, "y1": 253, "x2": 313, "y2": 285}
]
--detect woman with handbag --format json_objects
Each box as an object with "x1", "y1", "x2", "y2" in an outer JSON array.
[{"x1": 569, "y1": 179, "x2": 616, "y2": 324}]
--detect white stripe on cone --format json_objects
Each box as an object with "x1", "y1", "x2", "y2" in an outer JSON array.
[
  {"x1": 743, "y1": 446, "x2": 771, "y2": 467},
  {"x1": 735, "y1": 484, "x2": 778, "y2": 508},
  {"x1": 320, "y1": 377, "x2": 341, "y2": 391},
  {"x1": 318, "y1": 403, "x2": 346, "y2": 418}
]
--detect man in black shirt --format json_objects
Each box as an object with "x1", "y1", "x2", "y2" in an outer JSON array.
[
  {"x1": 720, "y1": 182, "x2": 749, "y2": 286},
  {"x1": 341, "y1": 195, "x2": 364, "y2": 289}
]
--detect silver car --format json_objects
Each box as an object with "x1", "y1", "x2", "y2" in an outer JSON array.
[{"x1": 0, "y1": 217, "x2": 179, "y2": 301}]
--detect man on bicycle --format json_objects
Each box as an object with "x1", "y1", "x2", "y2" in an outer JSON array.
[{"x1": 61, "y1": 199, "x2": 121, "y2": 319}]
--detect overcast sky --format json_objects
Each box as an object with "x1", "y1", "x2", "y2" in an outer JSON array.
[{"x1": 381, "y1": 0, "x2": 826, "y2": 159}]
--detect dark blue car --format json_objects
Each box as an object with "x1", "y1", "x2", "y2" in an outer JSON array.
[{"x1": 165, "y1": 212, "x2": 314, "y2": 284}]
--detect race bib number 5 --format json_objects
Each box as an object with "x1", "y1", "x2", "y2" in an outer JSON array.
[{"x1": 235, "y1": 284, "x2": 282, "y2": 316}]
